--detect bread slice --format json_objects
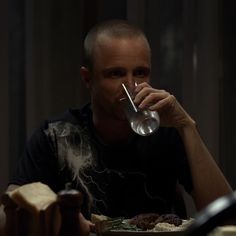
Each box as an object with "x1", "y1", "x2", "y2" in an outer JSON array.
[
  {"x1": 8, "y1": 182, "x2": 57, "y2": 215},
  {"x1": 91, "y1": 213, "x2": 111, "y2": 223}
]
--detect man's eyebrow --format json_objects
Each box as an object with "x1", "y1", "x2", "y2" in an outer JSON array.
[
  {"x1": 102, "y1": 67, "x2": 125, "y2": 75},
  {"x1": 135, "y1": 66, "x2": 150, "y2": 71},
  {"x1": 103, "y1": 67, "x2": 125, "y2": 72},
  {"x1": 134, "y1": 66, "x2": 151, "y2": 74}
]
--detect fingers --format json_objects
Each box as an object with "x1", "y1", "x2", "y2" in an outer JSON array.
[
  {"x1": 134, "y1": 81, "x2": 151, "y2": 93},
  {"x1": 78, "y1": 212, "x2": 95, "y2": 235},
  {"x1": 89, "y1": 221, "x2": 96, "y2": 233},
  {"x1": 134, "y1": 83, "x2": 171, "y2": 110},
  {"x1": 149, "y1": 94, "x2": 176, "y2": 110},
  {"x1": 134, "y1": 83, "x2": 194, "y2": 128}
]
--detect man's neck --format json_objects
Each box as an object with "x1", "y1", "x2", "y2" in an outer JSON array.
[{"x1": 93, "y1": 114, "x2": 134, "y2": 145}]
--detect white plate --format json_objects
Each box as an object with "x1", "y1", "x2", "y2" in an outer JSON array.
[{"x1": 98, "y1": 230, "x2": 185, "y2": 236}]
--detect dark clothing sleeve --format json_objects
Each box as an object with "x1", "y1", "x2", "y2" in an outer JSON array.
[
  {"x1": 171, "y1": 129, "x2": 193, "y2": 194},
  {"x1": 9, "y1": 121, "x2": 64, "y2": 193}
]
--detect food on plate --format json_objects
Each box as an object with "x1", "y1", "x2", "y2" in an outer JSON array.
[
  {"x1": 128, "y1": 213, "x2": 160, "y2": 230},
  {"x1": 91, "y1": 213, "x2": 111, "y2": 223},
  {"x1": 153, "y1": 219, "x2": 194, "y2": 232},
  {"x1": 92, "y1": 213, "x2": 194, "y2": 232},
  {"x1": 129, "y1": 213, "x2": 182, "y2": 230},
  {"x1": 154, "y1": 213, "x2": 182, "y2": 226}
]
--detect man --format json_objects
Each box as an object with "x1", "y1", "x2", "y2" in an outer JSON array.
[{"x1": 3, "y1": 19, "x2": 232, "y2": 234}]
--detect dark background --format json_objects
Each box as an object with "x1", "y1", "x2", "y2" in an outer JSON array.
[{"x1": 1, "y1": 0, "x2": 236, "y2": 215}]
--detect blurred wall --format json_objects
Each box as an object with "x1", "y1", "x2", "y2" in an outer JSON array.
[
  {"x1": 0, "y1": 0, "x2": 236, "y2": 206},
  {"x1": 219, "y1": 0, "x2": 236, "y2": 188},
  {"x1": 0, "y1": 0, "x2": 9, "y2": 195}
]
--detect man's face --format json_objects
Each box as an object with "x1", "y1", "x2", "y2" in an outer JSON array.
[{"x1": 89, "y1": 36, "x2": 151, "y2": 121}]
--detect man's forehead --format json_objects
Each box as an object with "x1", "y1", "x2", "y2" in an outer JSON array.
[{"x1": 95, "y1": 34, "x2": 150, "y2": 50}]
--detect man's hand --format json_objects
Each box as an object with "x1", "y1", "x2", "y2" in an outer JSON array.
[
  {"x1": 134, "y1": 82, "x2": 195, "y2": 128},
  {"x1": 78, "y1": 212, "x2": 95, "y2": 236}
]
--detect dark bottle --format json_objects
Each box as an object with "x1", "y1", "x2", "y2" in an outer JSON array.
[{"x1": 58, "y1": 183, "x2": 83, "y2": 236}]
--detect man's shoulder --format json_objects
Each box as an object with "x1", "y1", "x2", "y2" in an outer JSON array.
[
  {"x1": 42, "y1": 104, "x2": 92, "y2": 138},
  {"x1": 26, "y1": 104, "x2": 91, "y2": 144},
  {"x1": 48, "y1": 103, "x2": 91, "y2": 126}
]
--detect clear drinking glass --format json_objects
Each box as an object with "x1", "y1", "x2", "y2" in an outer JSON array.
[{"x1": 120, "y1": 83, "x2": 160, "y2": 136}]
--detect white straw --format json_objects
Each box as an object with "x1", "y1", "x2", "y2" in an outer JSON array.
[{"x1": 121, "y1": 83, "x2": 138, "y2": 112}]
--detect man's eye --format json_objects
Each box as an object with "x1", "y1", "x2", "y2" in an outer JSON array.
[
  {"x1": 134, "y1": 68, "x2": 150, "y2": 78},
  {"x1": 104, "y1": 69, "x2": 126, "y2": 78}
]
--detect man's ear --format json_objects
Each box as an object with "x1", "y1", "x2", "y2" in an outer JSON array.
[{"x1": 80, "y1": 66, "x2": 92, "y2": 89}]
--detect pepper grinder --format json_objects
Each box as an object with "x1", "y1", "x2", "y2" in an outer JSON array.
[{"x1": 57, "y1": 183, "x2": 83, "y2": 236}]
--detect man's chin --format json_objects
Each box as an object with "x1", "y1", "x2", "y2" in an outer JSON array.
[{"x1": 115, "y1": 113, "x2": 128, "y2": 122}]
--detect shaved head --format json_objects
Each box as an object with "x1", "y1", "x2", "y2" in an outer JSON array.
[{"x1": 83, "y1": 19, "x2": 150, "y2": 70}]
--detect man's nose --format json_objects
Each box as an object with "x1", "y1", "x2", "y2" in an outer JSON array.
[{"x1": 124, "y1": 75, "x2": 136, "y2": 91}]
